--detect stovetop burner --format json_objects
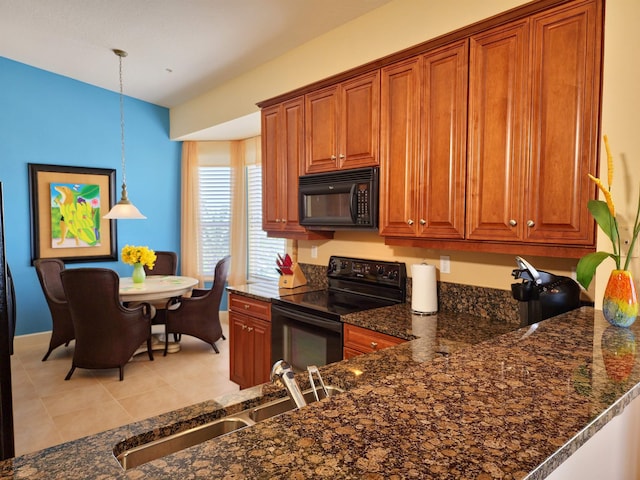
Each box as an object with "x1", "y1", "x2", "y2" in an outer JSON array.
[{"x1": 274, "y1": 256, "x2": 407, "y2": 319}]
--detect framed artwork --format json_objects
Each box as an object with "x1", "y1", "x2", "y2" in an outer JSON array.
[{"x1": 28, "y1": 163, "x2": 118, "y2": 263}]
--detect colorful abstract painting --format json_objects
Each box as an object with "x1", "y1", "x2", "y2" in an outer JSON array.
[{"x1": 50, "y1": 182, "x2": 101, "y2": 248}]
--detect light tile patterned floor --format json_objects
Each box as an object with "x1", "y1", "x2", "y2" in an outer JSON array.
[{"x1": 10, "y1": 313, "x2": 238, "y2": 457}]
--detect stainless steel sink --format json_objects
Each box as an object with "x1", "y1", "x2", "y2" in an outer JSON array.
[
  {"x1": 114, "y1": 385, "x2": 343, "y2": 470},
  {"x1": 116, "y1": 417, "x2": 252, "y2": 470},
  {"x1": 249, "y1": 385, "x2": 342, "y2": 422}
]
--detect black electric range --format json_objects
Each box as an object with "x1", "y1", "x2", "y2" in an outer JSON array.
[{"x1": 271, "y1": 256, "x2": 407, "y2": 370}]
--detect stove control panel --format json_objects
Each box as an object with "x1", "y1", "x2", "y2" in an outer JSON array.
[{"x1": 327, "y1": 256, "x2": 406, "y2": 288}]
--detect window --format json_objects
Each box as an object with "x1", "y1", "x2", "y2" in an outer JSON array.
[
  {"x1": 247, "y1": 165, "x2": 285, "y2": 281},
  {"x1": 198, "y1": 163, "x2": 284, "y2": 282},
  {"x1": 199, "y1": 166, "x2": 231, "y2": 275}
]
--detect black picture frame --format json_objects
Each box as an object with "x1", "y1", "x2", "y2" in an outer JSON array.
[{"x1": 28, "y1": 163, "x2": 118, "y2": 263}]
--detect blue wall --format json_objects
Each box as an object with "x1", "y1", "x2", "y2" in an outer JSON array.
[{"x1": 0, "y1": 57, "x2": 182, "y2": 336}]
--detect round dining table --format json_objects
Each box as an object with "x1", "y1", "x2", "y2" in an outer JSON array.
[
  {"x1": 120, "y1": 275, "x2": 199, "y2": 355},
  {"x1": 119, "y1": 275, "x2": 199, "y2": 303}
]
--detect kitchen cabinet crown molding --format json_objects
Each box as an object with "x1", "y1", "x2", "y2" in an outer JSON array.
[{"x1": 256, "y1": 0, "x2": 590, "y2": 109}]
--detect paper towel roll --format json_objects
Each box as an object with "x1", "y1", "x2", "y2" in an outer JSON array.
[{"x1": 411, "y1": 263, "x2": 438, "y2": 314}]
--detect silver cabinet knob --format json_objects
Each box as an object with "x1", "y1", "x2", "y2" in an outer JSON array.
[
  {"x1": 509, "y1": 219, "x2": 517, "y2": 226},
  {"x1": 527, "y1": 220, "x2": 535, "y2": 227},
  {"x1": 275, "y1": 219, "x2": 281, "y2": 223},
  {"x1": 281, "y1": 219, "x2": 286, "y2": 223},
  {"x1": 419, "y1": 219, "x2": 426, "y2": 225},
  {"x1": 330, "y1": 155, "x2": 337, "y2": 160},
  {"x1": 407, "y1": 219, "x2": 414, "y2": 225},
  {"x1": 339, "y1": 153, "x2": 345, "y2": 159},
  {"x1": 370, "y1": 342, "x2": 378, "y2": 350}
]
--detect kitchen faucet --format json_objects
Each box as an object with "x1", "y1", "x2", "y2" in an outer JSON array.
[{"x1": 270, "y1": 360, "x2": 307, "y2": 408}]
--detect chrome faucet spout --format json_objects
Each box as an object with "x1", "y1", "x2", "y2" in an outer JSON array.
[{"x1": 270, "y1": 360, "x2": 307, "y2": 409}]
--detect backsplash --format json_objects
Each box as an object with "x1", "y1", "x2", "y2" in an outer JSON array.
[{"x1": 299, "y1": 262, "x2": 520, "y2": 325}]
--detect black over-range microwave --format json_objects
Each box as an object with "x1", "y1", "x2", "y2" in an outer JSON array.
[{"x1": 298, "y1": 167, "x2": 378, "y2": 230}]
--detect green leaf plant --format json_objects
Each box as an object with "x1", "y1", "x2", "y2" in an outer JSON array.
[{"x1": 576, "y1": 136, "x2": 640, "y2": 290}]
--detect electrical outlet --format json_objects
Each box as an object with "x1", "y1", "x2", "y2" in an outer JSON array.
[
  {"x1": 620, "y1": 225, "x2": 639, "y2": 258},
  {"x1": 311, "y1": 245, "x2": 318, "y2": 259},
  {"x1": 440, "y1": 255, "x2": 450, "y2": 274}
]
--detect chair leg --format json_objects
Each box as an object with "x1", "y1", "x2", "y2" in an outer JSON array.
[
  {"x1": 147, "y1": 337, "x2": 154, "y2": 361},
  {"x1": 119, "y1": 367, "x2": 124, "y2": 381},
  {"x1": 65, "y1": 365, "x2": 76, "y2": 380},
  {"x1": 221, "y1": 334, "x2": 226, "y2": 341},
  {"x1": 211, "y1": 342, "x2": 220, "y2": 354},
  {"x1": 42, "y1": 347, "x2": 53, "y2": 362}
]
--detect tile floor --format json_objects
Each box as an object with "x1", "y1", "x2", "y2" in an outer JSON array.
[{"x1": 9, "y1": 313, "x2": 239, "y2": 457}]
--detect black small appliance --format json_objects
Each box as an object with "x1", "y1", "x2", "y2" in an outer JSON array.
[
  {"x1": 298, "y1": 167, "x2": 378, "y2": 230},
  {"x1": 511, "y1": 256, "x2": 581, "y2": 326}
]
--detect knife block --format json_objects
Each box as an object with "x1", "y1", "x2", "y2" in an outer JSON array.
[{"x1": 278, "y1": 263, "x2": 307, "y2": 289}]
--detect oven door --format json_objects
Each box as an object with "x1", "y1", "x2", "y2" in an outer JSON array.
[{"x1": 271, "y1": 304, "x2": 343, "y2": 372}]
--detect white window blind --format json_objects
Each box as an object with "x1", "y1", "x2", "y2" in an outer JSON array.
[
  {"x1": 199, "y1": 166, "x2": 231, "y2": 275},
  {"x1": 247, "y1": 164, "x2": 284, "y2": 281}
]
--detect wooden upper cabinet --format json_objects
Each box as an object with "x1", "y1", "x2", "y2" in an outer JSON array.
[
  {"x1": 262, "y1": 97, "x2": 332, "y2": 240},
  {"x1": 380, "y1": 41, "x2": 467, "y2": 239},
  {"x1": 526, "y1": 0, "x2": 600, "y2": 245},
  {"x1": 304, "y1": 71, "x2": 380, "y2": 174},
  {"x1": 262, "y1": 97, "x2": 306, "y2": 235},
  {"x1": 467, "y1": 19, "x2": 529, "y2": 242},
  {"x1": 467, "y1": 0, "x2": 600, "y2": 246}
]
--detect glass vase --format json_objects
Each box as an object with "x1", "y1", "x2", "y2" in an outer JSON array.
[
  {"x1": 132, "y1": 263, "x2": 146, "y2": 284},
  {"x1": 603, "y1": 270, "x2": 638, "y2": 328}
]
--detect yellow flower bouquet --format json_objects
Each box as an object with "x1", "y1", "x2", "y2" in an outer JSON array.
[{"x1": 121, "y1": 245, "x2": 156, "y2": 269}]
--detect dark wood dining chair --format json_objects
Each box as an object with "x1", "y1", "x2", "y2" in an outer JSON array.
[
  {"x1": 144, "y1": 250, "x2": 178, "y2": 276},
  {"x1": 34, "y1": 258, "x2": 75, "y2": 361},
  {"x1": 60, "y1": 268, "x2": 154, "y2": 381},
  {"x1": 141, "y1": 250, "x2": 179, "y2": 326},
  {"x1": 164, "y1": 256, "x2": 231, "y2": 355}
]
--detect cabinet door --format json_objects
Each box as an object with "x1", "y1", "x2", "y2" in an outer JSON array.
[
  {"x1": 251, "y1": 317, "x2": 271, "y2": 386},
  {"x1": 261, "y1": 98, "x2": 306, "y2": 235},
  {"x1": 339, "y1": 71, "x2": 380, "y2": 170},
  {"x1": 379, "y1": 57, "x2": 421, "y2": 237},
  {"x1": 281, "y1": 98, "x2": 306, "y2": 234},
  {"x1": 261, "y1": 104, "x2": 283, "y2": 232},
  {"x1": 526, "y1": 0, "x2": 600, "y2": 245},
  {"x1": 467, "y1": 20, "x2": 529, "y2": 241},
  {"x1": 418, "y1": 40, "x2": 468, "y2": 239},
  {"x1": 229, "y1": 312, "x2": 253, "y2": 389},
  {"x1": 304, "y1": 85, "x2": 340, "y2": 173}
]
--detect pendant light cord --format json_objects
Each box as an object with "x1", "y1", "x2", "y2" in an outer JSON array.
[{"x1": 118, "y1": 52, "x2": 127, "y2": 191}]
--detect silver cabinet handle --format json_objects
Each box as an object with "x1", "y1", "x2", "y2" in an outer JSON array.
[
  {"x1": 244, "y1": 304, "x2": 250, "y2": 310},
  {"x1": 275, "y1": 219, "x2": 281, "y2": 223},
  {"x1": 509, "y1": 219, "x2": 517, "y2": 226},
  {"x1": 281, "y1": 219, "x2": 286, "y2": 223},
  {"x1": 407, "y1": 219, "x2": 414, "y2": 225},
  {"x1": 339, "y1": 154, "x2": 345, "y2": 159},
  {"x1": 419, "y1": 219, "x2": 426, "y2": 225},
  {"x1": 527, "y1": 220, "x2": 535, "y2": 227},
  {"x1": 247, "y1": 327, "x2": 253, "y2": 332},
  {"x1": 331, "y1": 155, "x2": 337, "y2": 160},
  {"x1": 370, "y1": 342, "x2": 378, "y2": 350}
]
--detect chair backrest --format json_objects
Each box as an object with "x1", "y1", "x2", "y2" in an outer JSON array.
[
  {"x1": 34, "y1": 258, "x2": 66, "y2": 304},
  {"x1": 60, "y1": 268, "x2": 151, "y2": 368},
  {"x1": 145, "y1": 251, "x2": 178, "y2": 276},
  {"x1": 60, "y1": 268, "x2": 150, "y2": 361},
  {"x1": 209, "y1": 255, "x2": 231, "y2": 309}
]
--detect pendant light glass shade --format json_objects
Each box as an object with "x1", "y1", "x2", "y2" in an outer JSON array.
[{"x1": 104, "y1": 49, "x2": 146, "y2": 220}]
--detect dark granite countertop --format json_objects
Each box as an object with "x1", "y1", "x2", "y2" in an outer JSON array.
[{"x1": 2, "y1": 303, "x2": 639, "y2": 479}]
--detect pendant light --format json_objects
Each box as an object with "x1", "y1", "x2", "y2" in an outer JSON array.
[{"x1": 103, "y1": 49, "x2": 146, "y2": 219}]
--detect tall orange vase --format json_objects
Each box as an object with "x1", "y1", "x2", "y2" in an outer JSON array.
[{"x1": 603, "y1": 270, "x2": 638, "y2": 328}]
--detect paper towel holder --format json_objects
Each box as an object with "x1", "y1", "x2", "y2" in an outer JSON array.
[{"x1": 411, "y1": 262, "x2": 438, "y2": 315}]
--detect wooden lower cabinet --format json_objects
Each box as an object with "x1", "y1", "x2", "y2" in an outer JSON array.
[
  {"x1": 229, "y1": 294, "x2": 271, "y2": 389},
  {"x1": 343, "y1": 324, "x2": 405, "y2": 359}
]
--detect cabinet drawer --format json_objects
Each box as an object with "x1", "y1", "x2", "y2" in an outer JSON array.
[
  {"x1": 343, "y1": 324, "x2": 404, "y2": 355},
  {"x1": 229, "y1": 294, "x2": 271, "y2": 321}
]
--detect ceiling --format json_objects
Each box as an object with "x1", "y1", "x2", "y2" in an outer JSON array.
[{"x1": 0, "y1": 0, "x2": 392, "y2": 139}]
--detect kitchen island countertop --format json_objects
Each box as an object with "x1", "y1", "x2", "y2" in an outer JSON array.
[{"x1": 2, "y1": 301, "x2": 639, "y2": 478}]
